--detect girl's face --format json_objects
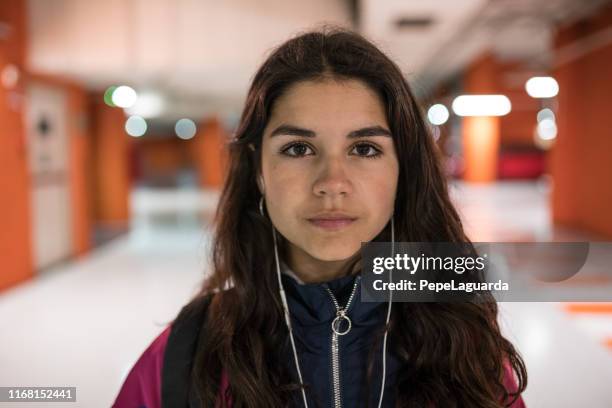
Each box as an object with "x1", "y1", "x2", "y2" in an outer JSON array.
[{"x1": 259, "y1": 79, "x2": 399, "y2": 280}]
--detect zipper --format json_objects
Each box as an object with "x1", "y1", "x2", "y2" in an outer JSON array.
[{"x1": 324, "y1": 276, "x2": 361, "y2": 408}]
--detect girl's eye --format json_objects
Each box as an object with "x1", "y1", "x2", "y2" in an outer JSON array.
[
  {"x1": 280, "y1": 142, "x2": 382, "y2": 159},
  {"x1": 281, "y1": 142, "x2": 314, "y2": 157},
  {"x1": 352, "y1": 143, "x2": 382, "y2": 159}
]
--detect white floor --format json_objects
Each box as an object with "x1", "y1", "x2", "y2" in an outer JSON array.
[
  {"x1": 452, "y1": 180, "x2": 612, "y2": 408},
  {"x1": 0, "y1": 182, "x2": 611, "y2": 407}
]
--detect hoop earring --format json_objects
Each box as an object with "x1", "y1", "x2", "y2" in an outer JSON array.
[{"x1": 259, "y1": 195, "x2": 265, "y2": 217}]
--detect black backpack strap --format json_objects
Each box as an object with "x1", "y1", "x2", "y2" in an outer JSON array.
[{"x1": 162, "y1": 293, "x2": 214, "y2": 408}]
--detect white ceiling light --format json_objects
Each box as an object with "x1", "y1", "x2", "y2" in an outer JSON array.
[
  {"x1": 125, "y1": 91, "x2": 165, "y2": 118},
  {"x1": 451, "y1": 95, "x2": 511, "y2": 117},
  {"x1": 427, "y1": 104, "x2": 449, "y2": 125},
  {"x1": 112, "y1": 85, "x2": 138, "y2": 108},
  {"x1": 525, "y1": 77, "x2": 559, "y2": 98}
]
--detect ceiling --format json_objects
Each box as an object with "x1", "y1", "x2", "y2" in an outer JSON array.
[{"x1": 25, "y1": 0, "x2": 611, "y2": 124}]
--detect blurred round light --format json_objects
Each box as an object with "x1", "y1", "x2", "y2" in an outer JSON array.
[
  {"x1": 537, "y1": 108, "x2": 555, "y2": 123},
  {"x1": 112, "y1": 85, "x2": 138, "y2": 108},
  {"x1": 451, "y1": 95, "x2": 511, "y2": 117},
  {"x1": 1, "y1": 64, "x2": 20, "y2": 89},
  {"x1": 537, "y1": 118, "x2": 557, "y2": 140},
  {"x1": 125, "y1": 115, "x2": 147, "y2": 137},
  {"x1": 526, "y1": 77, "x2": 559, "y2": 98},
  {"x1": 125, "y1": 91, "x2": 165, "y2": 118},
  {"x1": 427, "y1": 104, "x2": 449, "y2": 125},
  {"x1": 175, "y1": 118, "x2": 197, "y2": 140},
  {"x1": 103, "y1": 86, "x2": 117, "y2": 107}
]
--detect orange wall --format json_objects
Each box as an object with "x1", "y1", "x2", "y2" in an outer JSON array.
[
  {"x1": 134, "y1": 123, "x2": 232, "y2": 188},
  {"x1": 461, "y1": 53, "x2": 544, "y2": 182},
  {"x1": 67, "y1": 84, "x2": 92, "y2": 255},
  {"x1": 90, "y1": 98, "x2": 131, "y2": 224},
  {"x1": 0, "y1": 0, "x2": 32, "y2": 290},
  {"x1": 138, "y1": 137, "x2": 189, "y2": 175},
  {"x1": 464, "y1": 54, "x2": 542, "y2": 147},
  {"x1": 464, "y1": 53, "x2": 499, "y2": 93},
  {"x1": 192, "y1": 118, "x2": 229, "y2": 189},
  {"x1": 498, "y1": 73, "x2": 541, "y2": 148},
  {"x1": 550, "y1": 5, "x2": 612, "y2": 237},
  {"x1": 1, "y1": 0, "x2": 93, "y2": 291}
]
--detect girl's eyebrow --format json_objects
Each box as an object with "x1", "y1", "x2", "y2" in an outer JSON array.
[{"x1": 269, "y1": 124, "x2": 392, "y2": 139}]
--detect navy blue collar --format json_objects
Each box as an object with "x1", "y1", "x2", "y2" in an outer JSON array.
[{"x1": 280, "y1": 262, "x2": 386, "y2": 327}]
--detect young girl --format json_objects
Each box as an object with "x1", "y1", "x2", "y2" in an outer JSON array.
[{"x1": 114, "y1": 28, "x2": 527, "y2": 408}]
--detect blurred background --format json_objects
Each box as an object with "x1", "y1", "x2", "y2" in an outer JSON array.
[{"x1": 1, "y1": 0, "x2": 612, "y2": 406}]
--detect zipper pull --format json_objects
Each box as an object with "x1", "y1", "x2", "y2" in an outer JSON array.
[{"x1": 332, "y1": 309, "x2": 352, "y2": 336}]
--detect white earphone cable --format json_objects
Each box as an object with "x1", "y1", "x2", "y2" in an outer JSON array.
[
  {"x1": 273, "y1": 227, "x2": 310, "y2": 408},
  {"x1": 376, "y1": 215, "x2": 394, "y2": 408}
]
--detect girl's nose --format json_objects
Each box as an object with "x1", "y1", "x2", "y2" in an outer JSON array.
[{"x1": 312, "y1": 159, "x2": 353, "y2": 198}]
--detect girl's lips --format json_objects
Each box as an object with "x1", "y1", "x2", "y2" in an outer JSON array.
[{"x1": 307, "y1": 218, "x2": 356, "y2": 230}]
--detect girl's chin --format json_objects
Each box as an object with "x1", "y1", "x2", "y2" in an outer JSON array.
[{"x1": 306, "y1": 245, "x2": 360, "y2": 262}]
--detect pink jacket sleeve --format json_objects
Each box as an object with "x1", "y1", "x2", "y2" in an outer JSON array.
[
  {"x1": 503, "y1": 360, "x2": 527, "y2": 408},
  {"x1": 112, "y1": 326, "x2": 171, "y2": 408},
  {"x1": 112, "y1": 326, "x2": 233, "y2": 408}
]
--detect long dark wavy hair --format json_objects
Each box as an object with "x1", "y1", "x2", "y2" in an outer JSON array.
[{"x1": 189, "y1": 27, "x2": 527, "y2": 407}]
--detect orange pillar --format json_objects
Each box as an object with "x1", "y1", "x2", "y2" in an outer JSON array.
[
  {"x1": 461, "y1": 53, "x2": 501, "y2": 183},
  {"x1": 67, "y1": 85, "x2": 92, "y2": 254},
  {"x1": 550, "y1": 6, "x2": 612, "y2": 237},
  {"x1": 0, "y1": 0, "x2": 33, "y2": 291},
  {"x1": 193, "y1": 117, "x2": 229, "y2": 189},
  {"x1": 462, "y1": 116, "x2": 500, "y2": 182},
  {"x1": 550, "y1": 38, "x2": 581, "y2": 229},
  {"x1": 91, "y1": 98, "x2": 131, "y2": 225}
]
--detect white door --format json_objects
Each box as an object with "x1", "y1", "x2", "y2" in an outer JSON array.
[{"x1": 25, "y1": 83, "x2": 73, "y2": 270}]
